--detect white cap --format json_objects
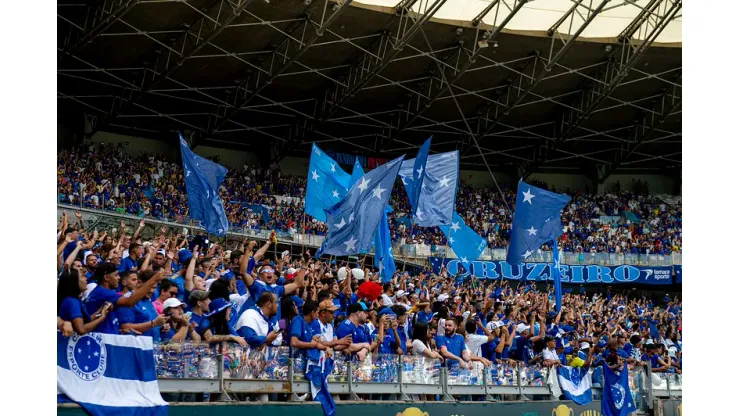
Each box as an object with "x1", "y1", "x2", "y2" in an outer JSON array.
[
  {"x1": 83, "y1": 251, "x2": 94, "y2": 264},
  {"x1": 487, "y1": 321, "x2": 505, "y2": 331},
  {"x1": 580, "y1": 342, "x2": 591, "y2": 350},
  {"x1": 287, "y1": 267, "x2": 297, "y2": 275},
  {"x1": 437, "y1": 294, "x2": 449, "y2": 302},
  {"x1": 516, "y1": 323, "x2": 531, "y2": 334},
  {"x1": 162, "y1": 298, "x2": 185, "y2": 311},
  {"x1": 395, "y1": 290, "x2": 407, "y2": 298}
]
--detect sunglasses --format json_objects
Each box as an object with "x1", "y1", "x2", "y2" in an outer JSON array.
[
  {"x1": 260, "y1": 268, "x2": 275, "y2": 274},
  {"x1": 168, "y1": 291, "x2": 178, "y2": 296}
]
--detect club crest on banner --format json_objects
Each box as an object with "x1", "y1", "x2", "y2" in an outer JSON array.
[
  {"x1": 396, "y1": 407, "x2": 429, "y2": 416},
  {"x1": 611, "y1": 383, "x2": 627, "y2": 409},
  {"x1": 66, "y1": 333, "x2": 107, "y2": 381}
]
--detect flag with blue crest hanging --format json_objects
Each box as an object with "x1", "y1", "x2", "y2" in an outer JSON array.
[
  {"x1": 507, "y1": 180, "x2": 571, "y2": 265},
  {"x1": 305, "y1": 357, "x2": 336, "y2": 416},
  {"x1": 399, "y1": 150, "x2": 458, "y2": 227},
  {"x1": 601, "y1": 361, "x2": 637, "y2": 416},
  {"x1": 57, "y1": 332, "x2": 168, "y2": 416},
  {"x1": 179, "y1": 134, "x2": 229, "y2": 236},
  {"x1": 316, "y1": 156, "x2": 404, "y2": 257},
  {"x1": 557, "y1": 365, "x2": 593, "y2": 405},
  {"x1": 305, "y1": 143, "x2": 352, "y2": 222},
  {"x1": 439, "y1": 211, "x2": 487, "y2": 265}
]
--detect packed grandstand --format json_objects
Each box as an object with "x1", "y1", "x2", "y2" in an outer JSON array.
[
  {"x1": 56, "y1": 142, "x2": 682, "y2": 405},
  {"x1": 58, "y1": 144, "x2": 682, "y2": 255}
]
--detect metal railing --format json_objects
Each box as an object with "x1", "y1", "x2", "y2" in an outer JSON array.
[
  {"x1": 152, "y1": 341, "x2": 661, "y2": 410},
  {"x1": 59, "y1": 204, "x2": 682, "y2": 267}
]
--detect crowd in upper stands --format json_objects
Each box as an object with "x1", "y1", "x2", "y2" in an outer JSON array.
[{"x1": 57, "y1": 143, "x2": 682, "y2": 255}]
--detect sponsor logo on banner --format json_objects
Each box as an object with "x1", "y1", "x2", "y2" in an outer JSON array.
[{"x1": 429, "y1": 258, "x2": 677, "y2": 285}]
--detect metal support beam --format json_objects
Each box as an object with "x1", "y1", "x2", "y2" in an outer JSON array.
[
  {"x1": 315, "y1": 0, "x2": 448, "y2": 123},
  {"x1": 212, "y1": 0, "x2": 354, "y2": 132},
  {"x1": 60, "y1": 0, "x2": 141, "y2": 55},
  {"x1": 377, "y1": 0, "x2": 528, "y2": 151},
  {"x1": 78, "y1": 0, "x2": 255, "y2": 136},
  {"x1": 522, "y1": 0, "x2": 682, "y2": 177},
  {"x1": 459, "y1": 0, "x2": 610, "y2": 161},
  {"x1": 597, "y1": 75, "x2": 681, "y2": 182}
]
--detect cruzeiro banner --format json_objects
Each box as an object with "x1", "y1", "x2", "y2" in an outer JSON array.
[{"x1": 429, "y1": 258, "x2": 677, "y2": 285}]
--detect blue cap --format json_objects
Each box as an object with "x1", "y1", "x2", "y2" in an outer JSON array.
[
  {"x1": 377, "y1": 307, "x2": 396, "y2": 319},
  {"x1": 596, "y1": 340, "x2": 607, "y2": 348},
  {"x1": 178, "y1": 250, "x2": 193, "y2": 263},
  {"x1": 205, "y1": 298, "x2": 230, "y2": 317}
]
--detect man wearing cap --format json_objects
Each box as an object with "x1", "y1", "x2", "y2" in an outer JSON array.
[
  {"x1": 534, "y1": 336, "x2": 560, "y2": 367},
  {"x1": 160, "y1": 298, "x2": 201, "y2": 342},
  {"x1": 335, "y1": 302, "x2": 377, "y2": 361},
  {"x1": 372, "y1": 307, "x2": 396, "y2": 355},
  {"x1": 118, "y1": 269, "x2": 167, "y2": 339},
  {"x1": 512, "y1": 312, "x2": 545, "y2": 365},
  {"x1": 316, "y1": 300, "x2": 352, "y2": 356},
  {"x1": 235, "y1": 292, "x2": 282, "y2": 348},
  {"x1": 84, "y1": 263, "x2": 167, "y2": 335}
]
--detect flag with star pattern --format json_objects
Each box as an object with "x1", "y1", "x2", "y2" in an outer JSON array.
[
  {"x1": 179, "y1": 133, "x2": 229, "y2": 236},
  {"x1": 439, "y1": 211, "x2": 486, "y2": 266},
  {"x1": 506, "y1": 180, "x2": 571, "y2": 265},
  {"x1": 316, "y1": 155, "x2": 405, "y2": 257},
  {"x1": 399, "y1": 150, "x2": 459, "y2": 227},
  {"x1": 305, "y1": 143, "x2": 353, "y2": 222}
]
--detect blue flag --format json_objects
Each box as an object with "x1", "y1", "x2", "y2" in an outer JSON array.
[
  {"x1": 557, "y1": 365, "x2": 593, "y2": 405},
  {"x1": 602, "y1": 362, "x2": 637, "y2": 416},
  {"x1": 374, "y1": 208, "x2": 396, "y2": 283},
  {"x1": 57, "y1": 332, "x2": 168, "y2": 416},
  {"x1": 305, "y1": 143, "x2": 352, "y2": 222},
  {"x1": 247, "y1": 204, "x2": 270, "y2": 223},
  {"x1": 399, "y1": 150, "x2": 458, "y2": 226},
  {"x1": 408, "y1": 137, "x2": 431, "y2": 222},
  {"x1": 552, "y1": 238, "x2": 563, "y2": 312},
  {"x1": 439, "y1": 211, "x2": 487, "y2": 264},
  {"x1": 316, "y1": 156, "x2": 404, "y2": 257},
  {"x1": 305, "y1": 357, "x2": 336, "y2": 416},
  {"x1": 507, "y1": 180, "x2": 571, "y2": 265},
  {"x1": 350, "y1": 157, "x2": 364, "y2": 187},
  {"x1": 179, "y1": 134, "x2": 229, "y2": 236}
]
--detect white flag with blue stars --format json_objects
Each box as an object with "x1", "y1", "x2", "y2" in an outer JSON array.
[{"x1": 316, "y1": 155, "x2": 404, "y2": 257}]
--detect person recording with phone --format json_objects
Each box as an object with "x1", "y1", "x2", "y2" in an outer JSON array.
[
  {"x1": 160, "y1": 298, "x2": 201, "y2": 342},
  {"x1": 235, "y1": 292, "x2": 283, "y2": 348}
]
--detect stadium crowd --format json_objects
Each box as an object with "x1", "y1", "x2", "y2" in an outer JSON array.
[
  {"x1": 57, "y1": 144, "x2": 681, "y2": 255},
  {"x1": 56, "y1": 213, "x2": 682, "y2": 401}
]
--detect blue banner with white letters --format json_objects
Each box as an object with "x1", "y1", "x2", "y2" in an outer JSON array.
[{"x1": 428, "y1": 258, "x2": 677, "y2": 285}]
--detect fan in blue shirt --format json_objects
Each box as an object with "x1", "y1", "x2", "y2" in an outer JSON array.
[
  {"x1": 335, "y1": 302, "x2": 375, "y2": 361},
  {"x1": 289, "y1": 300, "x2": 325, "y2": 364},
  {"x1": 434, "y1": 319, "x2": 471, "y2": 369},
  {"x1": 57, "y1": 269, "x2": 107, "y2": 335},
  {"x1": 118, "y1": 270, "x2": 166, "y2": 339},
  {"x1": 83, "y1": 263, "x2": 166, "y2": 335}
]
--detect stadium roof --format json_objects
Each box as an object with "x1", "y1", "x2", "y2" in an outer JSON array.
[{"x1": 57, "y1": 0, "x2": 681, "y2": 181}]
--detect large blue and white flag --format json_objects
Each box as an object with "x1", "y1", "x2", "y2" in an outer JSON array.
[
  {"x1": 439, "y1": 211, "x2": 487, "y2": 265},
  {"x1": 305, "y1": 143, "x2": 353, "y2": 222},
  {"x1": 305, "y1": 357, "x2": 336, "y2": 416},
  {"x1": 374, "y1": 208, "x2": 396, "y2": 283},
  {"x1": 557, "y1": 365, "x2": 593, "y2": 405},
  {"x1": 57, "y1": 332, "x2": 168, "y2": 416},
  {"x1": 399, "y1": 150, "x2": 459, "y2": 227},
  {"x1": 507, "y1": 180, "x2": 571, "y2": 265},
  {"x1": 408, "y1": 138, "x2": 431, "y2": 223},
  {"x1": 602, "y1": 362, "x2": 637, "y2": 416},
  {"x1": 179, "y1": 134, "x2": 229, "y2": 236},
  {"x1": 316, "y1": 156, "x2": 404, "y2": 257}
]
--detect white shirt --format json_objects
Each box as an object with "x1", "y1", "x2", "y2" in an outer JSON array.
[
  {"x1": 465, "y1": 334, "x2": 489, "y2": 357},
  {"x1": 541, "y1": 347, "x2": 559, "y2": 361},
  {"x1": 235, "y1": 308, "x2": 282, "y2": 346},
  {"x1": 381, "y1": 294, "x2": 394, "y2": 306},
  {"x1": 412, "y1": 339, "x2": 430, "y2": 357}
]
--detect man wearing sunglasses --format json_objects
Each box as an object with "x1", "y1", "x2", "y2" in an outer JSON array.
[{"x1": 239, "y1": 254, "x2": 306, "y2": 326}]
